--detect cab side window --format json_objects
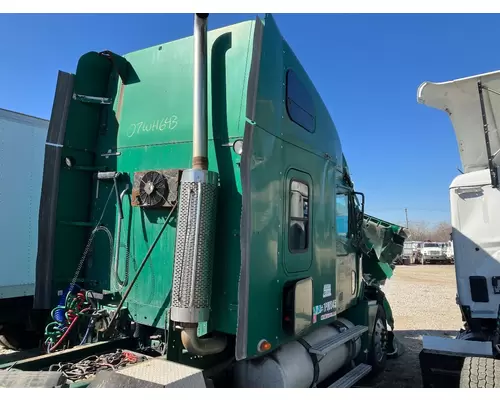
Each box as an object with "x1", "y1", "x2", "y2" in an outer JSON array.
[
  {"x1": 289, "y1": 180, "x2": 310, "y2": 252},
  {"x1": 336, "y1": 193, "x2": 350, "y2": 254}
]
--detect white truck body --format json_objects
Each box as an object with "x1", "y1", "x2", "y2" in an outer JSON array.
[
  {"x1": 0, "y1": 109, "x2": 48, "y2": 300},
  {"x1": 418, "y1": 70, "x2": 500, "y2": 320},
  {"x1": 419, "y1": 242, "x2": 448, "y2": 263}
]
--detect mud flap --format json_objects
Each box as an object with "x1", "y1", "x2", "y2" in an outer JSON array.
[
  {"x1": 419, "y1": 335, "x2": 493, "y2": 388},
  {"x1": 378, "y1": 290, "x2": 403, "y2": 359},
  {"x1": 382, "y1": 297, "x2": 404, "y2": 359},
  {"x1": 386, "y1": 331, "x2": 405, "y2": 359},
  {"x1": 419, "y1": 350, "x2": 464, "y2": 388}
]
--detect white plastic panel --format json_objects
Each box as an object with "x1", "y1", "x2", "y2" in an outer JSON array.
[
  {"x1": 418, "y1": 70, "x2": 500, "y2": 174},
  {"x1": 0, "y1": 109, "x2": 48, "y2": 299},
  {"x1": 451, "y1": 169, "x2": 500, "y2": 318}
]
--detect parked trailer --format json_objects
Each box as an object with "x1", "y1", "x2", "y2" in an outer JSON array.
[
  {"x1": 403, "y1": 241, "x2": 421, "y2": 264},
  {"x1": 0, "y1": 14, "x2": 407, "y2": 388},
  {"x1": 0, "y1": 108, "x2": 48, "y2": 349},
  {"x1": 418, "y1": 70, "x2": 500, "y2": 387}
]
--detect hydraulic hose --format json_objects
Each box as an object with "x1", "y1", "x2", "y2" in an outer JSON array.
[
  {"x1": 48, "y1": 307, "x2": 91, "y2": 353},
  {"x1": 53, "y1": 284, "x2": 81, "y2": 323},
  {"x1": 106, "y1": 203, "x2": 178, "y2": 331},
  {"x1": 114, "y1": 185, "x2": 130, "y2": 289}
]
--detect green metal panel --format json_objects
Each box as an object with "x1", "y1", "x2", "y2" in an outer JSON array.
[
  {"x1": 50, "y1": 52, "x2": 114, "y2": 294},
  {"x1": 361, "y1": 214, "x2": 408, "y2": 283},
  {"x1": 95, "y1": 21, "x2": 255, "y2": 332},
  {"x1": 48, "y1": 20, "x2": 257, "y2": 334}
]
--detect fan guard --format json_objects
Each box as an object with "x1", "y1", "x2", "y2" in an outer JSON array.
[{"x1": 139, "y1": 171, "x2": 167, "y2": 207}]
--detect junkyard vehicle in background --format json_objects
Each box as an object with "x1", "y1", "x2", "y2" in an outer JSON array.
[{"x1": 417, "y1": 242, "x2": 448, "y2": 264}]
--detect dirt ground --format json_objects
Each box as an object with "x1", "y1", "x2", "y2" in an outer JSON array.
[{"x1": 361, "y1": 264, "x2": 462, "y2": 388}]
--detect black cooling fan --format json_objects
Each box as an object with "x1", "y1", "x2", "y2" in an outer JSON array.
[{"x1": 138, "y1": 171, "x2": 167, "y2": 207}]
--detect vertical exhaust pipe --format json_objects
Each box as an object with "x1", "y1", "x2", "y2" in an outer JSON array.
[
  {"x1": 193, "y1": 13, "x2": 209, "y2": 170},
  {"x1": 170, "y1": 13, "x2": 226, "y2": 356}
]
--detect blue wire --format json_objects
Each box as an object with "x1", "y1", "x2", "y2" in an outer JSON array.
[{"x1": 79, "y1": 320, "x2": 93, "y2": 346}]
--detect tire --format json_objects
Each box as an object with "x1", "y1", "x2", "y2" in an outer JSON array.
[
  {"x1": 460, "y1": 357, "x2": 500, "y2": 388},
  {"x1": 0, "y1": 324, "x2": 38, "y2": 350},
  {"x1": 367, "y1": 305, "x2": 388, "y2": 374},
  {"x1": 0, "y1": 333, "x2": 19, "y2": 350}
]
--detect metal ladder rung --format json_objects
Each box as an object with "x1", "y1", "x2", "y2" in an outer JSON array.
[
  {"x1": 328, "y1": 363, "x2": 372, "y2": 388},
  {"x1": 310, "y1": 325, "x2": 368, "y2": 355}
]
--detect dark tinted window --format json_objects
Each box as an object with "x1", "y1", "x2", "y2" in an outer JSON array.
[
  {"x1": 289, "y1": 180, "x2": 310, "y2": 251},
  {"x1": 286, "y1": 70, "x2": 316, "y2": 133}
]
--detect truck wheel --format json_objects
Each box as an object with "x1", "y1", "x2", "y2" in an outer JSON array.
[
  {"x1": 0, "y1": 324, "x2": 38, "y2": 350},
  {"x1": 367, "y1": 305, "x2": 388, "y2": 374},
  {"x1": 460, "y1": 357, "x2": 500, "y2": 388}
]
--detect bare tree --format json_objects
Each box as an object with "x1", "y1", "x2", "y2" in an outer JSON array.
[
  {"x1": 430, "y1": 221, "x2": 453, "y2": 242},
  {"x1": 407, "y1": 220, "x2": 431, "y2": 241},
  {"x1": 405, "y1": 220, "x2": 452, "y2": 242}
]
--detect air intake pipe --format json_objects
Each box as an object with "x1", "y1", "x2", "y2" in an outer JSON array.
[{"x1": 170, "y1": 13, "x2": 226, "y2": 356}]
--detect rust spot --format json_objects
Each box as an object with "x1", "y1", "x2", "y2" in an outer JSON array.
[
  {"x1": 192, "y1": 156, "x2": 208, "y2": 170},
  {"x1": 131, "y1": 187, "x2": 141, "y2": 207}
]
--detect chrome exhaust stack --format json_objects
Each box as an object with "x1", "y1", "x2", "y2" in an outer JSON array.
[
  {"x1": 192, "y1": 13, "x2": 209, "y2": 171},
  {"x1": 170, "y1": 13, "x2": 226, "y2": 356}
]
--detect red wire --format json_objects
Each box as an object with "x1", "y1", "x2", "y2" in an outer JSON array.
[{"x1": 48, "y1": 307, "x2": 91, "y2": 353}]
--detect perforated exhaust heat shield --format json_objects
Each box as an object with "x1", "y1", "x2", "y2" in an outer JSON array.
[{"x1": 171, "y1": 169, "x2": 219, "y2": 324}]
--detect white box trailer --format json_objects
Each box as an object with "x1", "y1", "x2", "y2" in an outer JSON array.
[{"x1": 0, "y1": 108, "x2": 48, "y2": 348}]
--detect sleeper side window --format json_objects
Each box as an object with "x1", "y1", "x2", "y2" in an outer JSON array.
[
  {"x1": 286, "y1": 70, "x2": 316, "y2": 133},
  {"x1": 289, "y1": 180, "x2": 310, "y2": 252}
]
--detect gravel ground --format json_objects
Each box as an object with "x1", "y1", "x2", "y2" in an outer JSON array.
[{"x1": 362, "y1": 264, "x2": 463, "y2": 388}]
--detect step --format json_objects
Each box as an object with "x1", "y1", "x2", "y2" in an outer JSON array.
[
  {"x1": 310, "y1": 325, "x2": 368, "y2": 356},
  {"x1": 88, "y1": 358, "x2": 207, "y2": 388},
  {"x1": 328, "y1": 363, "x2": 372, "y2": 388}
]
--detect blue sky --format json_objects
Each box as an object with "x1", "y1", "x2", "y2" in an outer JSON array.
[{"x1": 1, "y1": 13, "x2": 497, "y2": 226}]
